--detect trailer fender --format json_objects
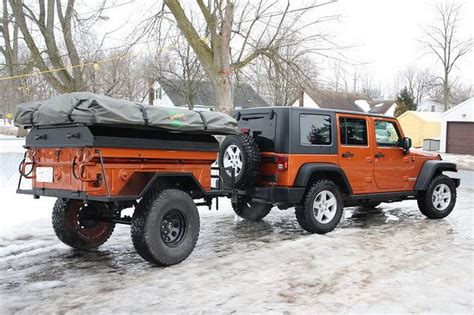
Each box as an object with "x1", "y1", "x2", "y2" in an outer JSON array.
[{"x1": 141, "y1": 173, "x2": 207, "y2": 199}]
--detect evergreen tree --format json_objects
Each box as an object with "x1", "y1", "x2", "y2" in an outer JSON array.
[{"x1": 395, "y1": 87, "x2": 417, "y2": 117}]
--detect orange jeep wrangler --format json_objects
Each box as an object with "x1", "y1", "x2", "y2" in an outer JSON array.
[{"x1": 219, "y1": 107, "x2": 460, "y2": 234}]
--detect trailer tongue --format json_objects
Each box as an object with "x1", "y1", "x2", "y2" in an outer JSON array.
[{"x1": 14, "y1": 93, "x2": 238, "y2": 266}]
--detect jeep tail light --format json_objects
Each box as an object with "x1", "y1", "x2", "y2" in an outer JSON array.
[{"x1": 277, "y1": 155, "x2": 288, "y2": 171}]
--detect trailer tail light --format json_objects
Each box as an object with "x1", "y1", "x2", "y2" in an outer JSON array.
[
  {"x1": 276, "y1": 155, "x2": 288, "y2": 171},
  {"x1": 240, "y1": 128, "x2": 250, "y2": 134}
]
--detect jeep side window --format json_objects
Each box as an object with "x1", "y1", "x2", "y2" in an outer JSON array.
[
  {"x1": 339, "y1": 117, "x2": 368, "y2": 146},
  {"x1": 300, "y1": 114, "x2": 332, "y2": 145},
  {"x1": 375, "y1": 120, "x2": 402, "y2": 147}
]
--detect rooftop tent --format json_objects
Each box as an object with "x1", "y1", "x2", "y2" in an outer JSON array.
[{"x1": 14, "y1": 92, "x2": 237, "y2": 135}]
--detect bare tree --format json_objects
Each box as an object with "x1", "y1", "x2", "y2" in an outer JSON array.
[
  {"x1": 397, "y1": 66, "x2": 436, "y2": 104},
  {"x1": 159, "y1": 0, "x2": 339, "y2": 113},
  {"x1": 0, "y1": 0, "x2": 35, "y2": 122},
  {"x1": 360, "y1": 73, "x2": 381, "y2": 100},
  {"x1": 446, "y1": 81, "x2": 473, "y2": 105},
  {"x1": 242, "y1": 33, "x2": 320, "y2": 106},
  {"x1": 146, "y1": 24, "x2": 206, "y2": 110},
  {"x1": 331, "y1": 60, "x2": 345, "y2": 92},
  {"x1": 8, "y1": 0, "x2": 86, "y2": 92},
  {"x1": 1, "y1": 0, "x2": 19, "y2": 79},
  {"x1": 334, "y1": 65, "x2": 363, "y2": 94},
  {"x1": 420, "y1": 1, "x2": 473, "y2": 110},
  {"x1": 0, "y1": 45, "x2": 55, "y2": 123},
  {"x1": 83, "y1": 49, "x2": 149, "y2": 103},
  {"x1": 7, "y1": 0, "x2": 113, "y2": 93}
]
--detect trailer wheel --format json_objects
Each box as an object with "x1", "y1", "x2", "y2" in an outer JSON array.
[
  {"x1": 52, "y1": 199, "x2": 115, "y2": 250},
  {"x1": 131, "y1": 189, "x2": 200, "y2": 266},
  {"x1": 219, "y1": 133, "x2": 261, "y2": 188}
]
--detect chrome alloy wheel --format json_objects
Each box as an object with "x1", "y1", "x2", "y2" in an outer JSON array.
[
  {"x1": 432, "y1": 183, "x2": 451, "y2": 211},
  {"x1": 312, "y1": 190, "x2": 337, "y2": 224},
  {"x1": 223, "y1": 145, "x2": 243, "y2": 177}
]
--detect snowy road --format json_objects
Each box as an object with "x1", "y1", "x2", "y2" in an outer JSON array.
[{"x1": 0, "y1": 139, "x2": 473, "y2": 313}]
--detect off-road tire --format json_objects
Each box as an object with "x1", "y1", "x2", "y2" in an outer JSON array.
[
  {"x1": 296, "y1": 179, "x2": 344, "y2": 234},
  {"x1": 233, "y1": 196, "x2": 272, "y2": 221},
  {"x1": 219, "y1": 133, "x2": 261, "y2": 189},
  {"x1": 52, "y1": 199, "x2": 115, "y2": 250},
  {"x1": 417, "y1": 175, "x2": 456, "y2": 219},
  {"x1": 131, "y1": 189, "x2": 200, "y2": 266}
]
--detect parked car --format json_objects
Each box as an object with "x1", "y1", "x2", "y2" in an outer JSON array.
[{"x1": 219, "y1": 107, "x2": 460, "y2": 234}]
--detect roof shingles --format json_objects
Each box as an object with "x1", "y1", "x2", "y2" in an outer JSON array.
[
  {"x1": 158, "y1": 79, "x2": 268, "y2": 108},
  {"x1": 367, "y1": 100, "x2": 396, "y2": 114},
  {"x1": 304, "y1": 90, "x2": 370, "y2": 112}
]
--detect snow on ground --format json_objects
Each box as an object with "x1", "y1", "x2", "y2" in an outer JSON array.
[
  {"x1": 441, "y1": 153, "x2": 474, "y2": 171},
  {"x1": 0, "y1": 139, "x2": 473, "y2": 313}
]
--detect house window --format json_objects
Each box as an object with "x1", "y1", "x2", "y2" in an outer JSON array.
[
  {"x1": 431, "y1": 105, "x2": 435, "y2": 112},
  {"x1": 339, "y1": 117, "x2": 368, "y2": 146},
  {"x1": 155, "y1": 87, "x2": 163, "y2": 100},
  {"x1": 300, "y1": 114, "x2": 332, "y2": 145}
]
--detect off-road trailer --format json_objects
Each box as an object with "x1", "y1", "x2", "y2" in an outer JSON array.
[{"x1": 17, "y1": 123, "x2": 238, "y2": 266}]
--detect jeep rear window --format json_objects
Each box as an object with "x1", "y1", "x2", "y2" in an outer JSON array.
[
  {"x1": 237, "y1": 112, "x2": 277, "y2": 151},
  {"x1": 300, "y1": 114, "x2": 332, "y2": 145},
  {"x1": 339, "y1": 117, "x2": 368, "y2": 146}
]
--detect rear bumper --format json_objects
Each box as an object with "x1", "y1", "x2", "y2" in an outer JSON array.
[
  {"x1": 247, "y1": 186, "x2": 306, "y2": 204},
  {"x1": 17, "y1": 186, "x2": 234, "y2": 202},
  {"x1": 17, "y1": 188, "x2": 139, "y2": 202}
]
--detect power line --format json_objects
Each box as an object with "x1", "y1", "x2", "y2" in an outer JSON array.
[
  {"x1": 0, "y1": 2, "x2": 337, "y2": 82},
  {"x1": 0, "y1": 37, "x2": 184, "y2": 82},
  {"x1": 0, "y1": 46, "x2": 154, "y2": 82}
]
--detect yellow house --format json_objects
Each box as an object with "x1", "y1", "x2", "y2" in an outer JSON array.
[{"x1": 397, "y1": 111, "x2": 441, "y2": 147}]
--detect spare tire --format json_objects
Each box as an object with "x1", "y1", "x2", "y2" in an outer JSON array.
[{"x1": 219, "y1": 133, "x2": 260, "y2": 188}]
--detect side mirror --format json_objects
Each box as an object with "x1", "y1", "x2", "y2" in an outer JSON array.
[{"x1": 402, "y1": 137, "x2": 412, "y2": 153}]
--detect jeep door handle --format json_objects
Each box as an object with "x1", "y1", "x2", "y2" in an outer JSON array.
[
  {"x1": 342, "y1": 151, "x2": 354, "y2": 158},
  {"x1": 375, "y1": 152, "x2": 385, "y2": 158}
]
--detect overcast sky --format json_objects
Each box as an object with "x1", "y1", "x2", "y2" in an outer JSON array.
[
  {"x1": 97, "y1": 0, "x2": 473, "y2": 98},
  {"x1": 327, "y1": 0, "x2": 473, "y2": 95}
]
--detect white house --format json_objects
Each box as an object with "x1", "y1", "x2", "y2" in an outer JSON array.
[
  {"x1": 291, "y1": 89, "x2": 367, "y2": 112},
  {"x1": 143, "y1": 79, "x2": 268, "y2": 111},
  {"x1": 366, "y1": 100, "x2": 397, "y2": 116},
  {"x1": 440, "y1": 98, "x2": 474, "y2": 154},
  {"x1": 417, "y1": 100, "x2": 444, "y2": 113}
]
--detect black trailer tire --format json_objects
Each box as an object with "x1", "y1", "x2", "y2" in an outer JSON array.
[
  {"x1": 219, "y1": 133, "x2": 260, "y2": 189},
  {"x1": 233, "y1": 197, "x2": 272, "y2": 221},
  {"x1": 131, "y1": 189, "x2": 200, "y2": 266},
  {"x1": 52, "y1": 199, "x2": 115, "y2": 250},
  {"x1": 417, "y1": 175, "x2": 457, "y2": 219},
  {"x1": 295, "y1": 179, "x2": 344, "y2": 234}
]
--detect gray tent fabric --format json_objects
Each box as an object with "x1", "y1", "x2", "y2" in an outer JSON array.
[{"x1": 14, "y1": 92, "x2": 237, "y2": 134}]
